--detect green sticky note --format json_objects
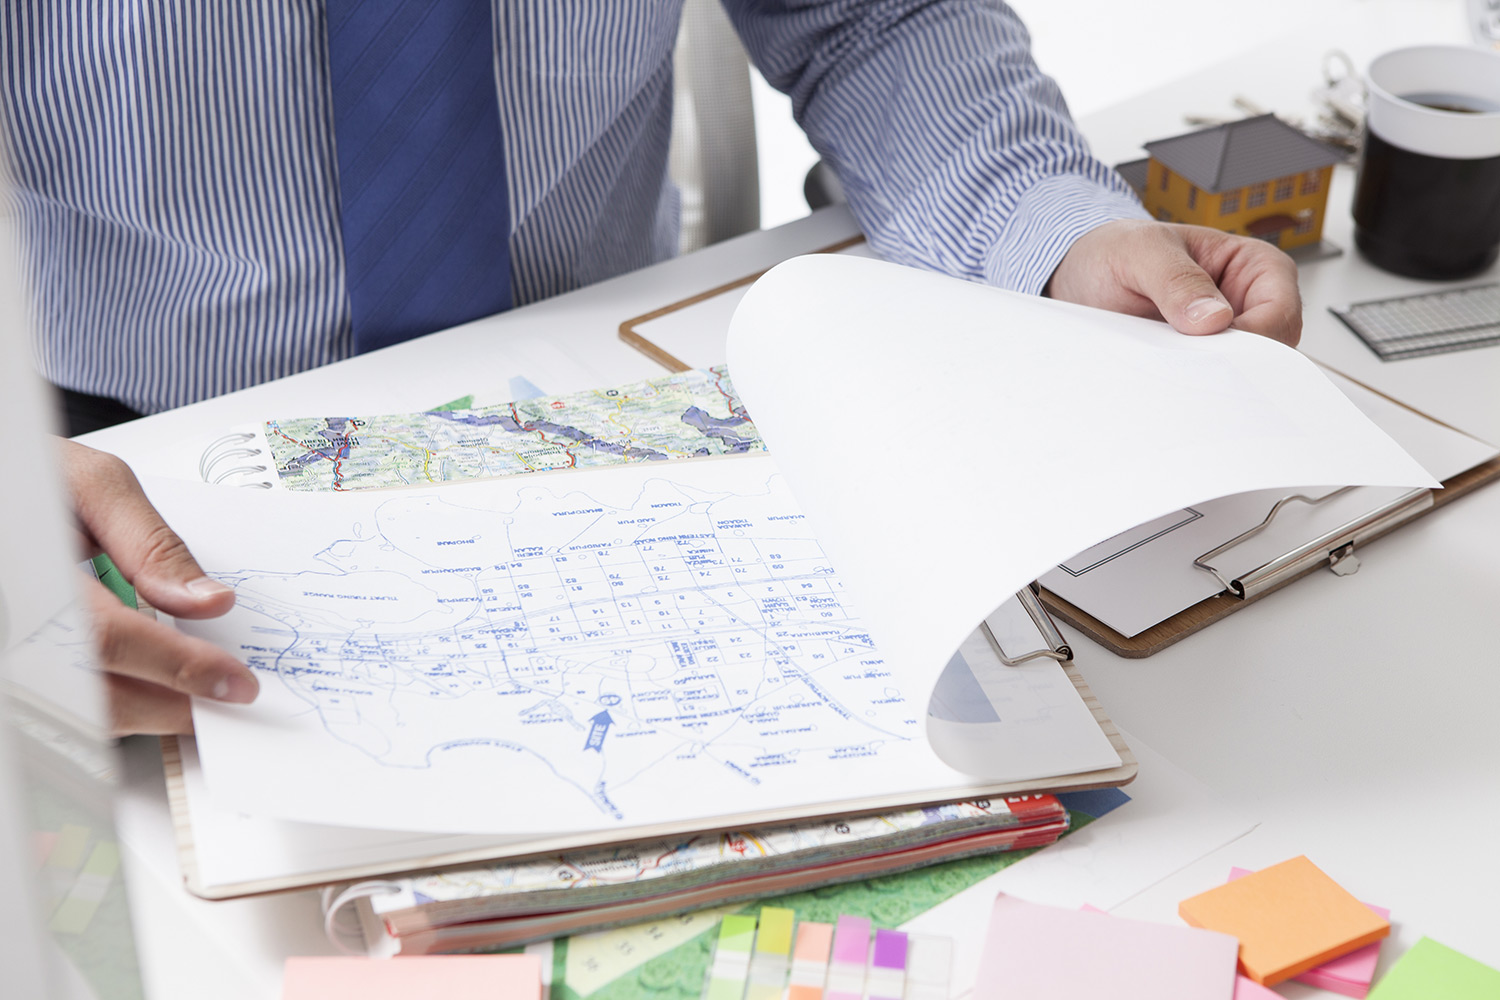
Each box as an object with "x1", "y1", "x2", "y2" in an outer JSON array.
[
  {"x1": 755, "y1": 907, "x2": 795, "y2": 956},
  {"x1": 718, "y1": 914, "x2": 757, "y2": 953},
  {"x1": 1368, "y1": 937, "x2": 1500, "y2": 998},
  {"x1": 48, "y1": 841, "x2": 120, "y2": 935}
]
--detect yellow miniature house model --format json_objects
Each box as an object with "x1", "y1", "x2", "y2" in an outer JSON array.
[{"x1": 1120, "y1": 114, "x2": 1344, "y2": 253}]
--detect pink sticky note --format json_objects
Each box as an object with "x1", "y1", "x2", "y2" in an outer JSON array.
[
  {"x1": 1228, "y1": 867, "x2": 1389, "y2": 997},
  {"x1": 282, "y1": 955, "x2": 541, "y2": 1000},
  {"x1": 978, "y1": 893, "x2": 1239, "y2": 999},
  {"x1": 1234, "y1": 974, "x2": 1281, "y2": 999},
  {"x1": 1082, "y1": 903, "x2": 1276, "y2": 1000}
]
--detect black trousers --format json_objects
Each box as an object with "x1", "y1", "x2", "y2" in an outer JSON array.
[{"x1": 56, "y1": 386, "x2": 144, "y2": 437}]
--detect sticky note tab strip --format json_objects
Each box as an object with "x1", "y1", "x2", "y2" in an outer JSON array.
[
  {"x1": 866, "y1": 929, "x2": 908, "y2": 1000},
  {"x1": 904, "y1": 935, "x2": 953, "y2": 1000},
  {"x1": 745, "y1": 907, "x2": 796, "y2": 1000},
  {"x1": 825, "y1": 915, "x2": 871, "y2": 1000},
  {"x1": 787, "y1": 920, "x2": 834, "y2": 1000},
  {"x1": 48, "y1": 840, "x2": 119, "y2": 935},
  {"x1": 706, "y1": 914, "x2": 757, "y2": 1000}
]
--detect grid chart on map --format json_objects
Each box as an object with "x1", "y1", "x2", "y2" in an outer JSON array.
[{"x1": 1330, "y1": 283, "x2": 1500, "y2": 360}]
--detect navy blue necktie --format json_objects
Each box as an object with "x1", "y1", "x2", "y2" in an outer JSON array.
[{"x1": 325, "y1": 0, "x2": 513, "y2": 353}]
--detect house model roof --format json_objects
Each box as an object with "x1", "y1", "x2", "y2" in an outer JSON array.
[{"x1": 1143, "y1": 114, "x2": 1344, "y2": 194}]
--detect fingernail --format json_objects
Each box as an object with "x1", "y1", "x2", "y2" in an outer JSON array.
[
  {"x1": 211, "y1": 672, "x2": 259, "y2": 703},
  {"x1": 186, "y1": 576, "x2": 233, "y2": 598},
  {"x1": 1185, "y1": 297, "x2": 1232, "y2": 324}
]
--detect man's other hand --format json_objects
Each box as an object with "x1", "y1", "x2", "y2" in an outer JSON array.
[
  {"x1": 60, "y1": 440, "x2": 257, "y2": 736},
  {"x1": 1045, "y1": 219, "x2": 1302, "y2": 347}
]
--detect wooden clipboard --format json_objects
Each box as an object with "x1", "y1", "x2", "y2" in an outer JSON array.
[{"x1": 618, "y1": 236, "x2": 866, "y2": 371}]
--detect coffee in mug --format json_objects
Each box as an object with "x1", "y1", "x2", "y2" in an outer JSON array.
[{"x1": 1353, "y1": 45, "x2": 1500, "y2": 279}]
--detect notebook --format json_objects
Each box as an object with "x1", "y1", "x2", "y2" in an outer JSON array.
[{"x1": 147, "y1": 254, "x2": 1429, "y2": 898}]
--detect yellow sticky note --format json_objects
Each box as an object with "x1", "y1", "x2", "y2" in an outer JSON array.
[
  {"x1": 756, "y1": 907, "x2": 796, "y2": 956},
  {"x1": 282, "y1": 955, "x2": 541, "y2": 1000},
  {"x1": 1178, "y1": 856, "x2": 1389, "y2": 986}
]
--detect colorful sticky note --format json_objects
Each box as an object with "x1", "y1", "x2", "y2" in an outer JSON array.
[
  {"x1": 975, "y1": 893, "x2": 1239, "y2": 999},
  {"x1": 1081, "y1": 900, "x2": 1277, "y2": 1000},
  {"x1": 787, "y1": 921, "x2": 835, "y2": 1000},
  {"x1": 745, "y1": 907, "x2": 796, "y2": 1000},
  {"x1": 705, "y1": 914, "x2": 758, "y2": 1000},
  {"x1": 1228, "y1": 866, "x2": 1389, "y2": 997},
  {"x1": 33, "y1": 831, "x2": 59, "y2": 868},
  {"x1": 1366, "y1": 937, "x2": 1500, "y2": 999},
  {"x1": 46, "y1": 824, "x2": 91, "y2": 871},
  {"x1": 1179, "y1": 856, "x2": 1389, "y2": 986},
  {"x1": 825, "y1": 914, "x2": 871, "y2": 1000},
  {"x1": 755, "y1": 906, "x2": 795, "y2": 956},
  {"x1": 866, "y1": 929, "x2": 908, "y2": 1000},
  {"x1": 282, "y1": 955, "x2": 541, "y2": 1000},
  {"x1": 49, "y1": 840, "x2": 120, "y2": 935},
  {"x1": 1233, "y1": 975, "x2": 1281, "y2": 999}
]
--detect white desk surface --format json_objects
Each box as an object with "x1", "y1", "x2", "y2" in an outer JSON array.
[{"x1": 91, "y1": 28, "x2": 1500, "y2": 1000}]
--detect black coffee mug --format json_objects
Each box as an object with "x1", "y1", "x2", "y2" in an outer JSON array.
[{"x1": 1353, "y1": 45, "x2": 1500, "y2": 280}]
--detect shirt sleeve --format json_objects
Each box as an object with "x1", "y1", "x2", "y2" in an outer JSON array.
[{"x1": 721, "y1": 0, "x2": 1150, "y2": 294}]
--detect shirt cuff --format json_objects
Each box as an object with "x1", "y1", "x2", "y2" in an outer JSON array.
[{"x1": 982, "y1": 172, "x2": 1151, "y2": 295}]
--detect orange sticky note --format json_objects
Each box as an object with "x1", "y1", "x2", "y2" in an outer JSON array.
[
  {"x1": 283, "y1": 955, "x2": 541, "y2": 1000},
  {"x1": 1178, "y1": 856, "x2": 1389, "y2": 986}
]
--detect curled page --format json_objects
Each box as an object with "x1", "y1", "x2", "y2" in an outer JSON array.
[{"x1": 725, "y1": 254, "x2": 1435, "y2": 729}]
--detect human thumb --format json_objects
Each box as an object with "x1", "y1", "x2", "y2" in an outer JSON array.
[{"x1": 1137, "y1": 243, "x2": 1235, "y2": 336}]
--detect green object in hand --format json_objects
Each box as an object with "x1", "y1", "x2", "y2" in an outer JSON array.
[{"x1": 89, "y1": 555, "x2": 136, "y2": 609}]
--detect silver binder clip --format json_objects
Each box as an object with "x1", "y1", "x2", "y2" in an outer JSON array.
[
  {"x1": 1194, "y1": 486, "x2": 1431, "y2": 599},
  {"x1": 985, "y1": 588, "x2": 1073, "y2": 666}
]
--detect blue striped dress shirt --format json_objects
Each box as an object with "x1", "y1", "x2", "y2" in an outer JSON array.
[{"x1": 1, "y1": 0, "x2": 1146, "y2": 415}]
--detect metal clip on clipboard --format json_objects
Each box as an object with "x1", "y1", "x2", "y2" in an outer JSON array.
[
  {"x1": 983, "y1": 587, "x2": 1073, "y2": 666},
  {"x1": 1192, "y1": 485, "x2": 1433, "y2": 600}
]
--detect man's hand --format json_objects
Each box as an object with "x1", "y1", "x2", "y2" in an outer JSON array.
[
  {"x1": 60, "y1": 440, "x2": 257, "y2": 736},
  {"x1": 1045, "y1": 220, "x2": 1303, "y2": 347}
]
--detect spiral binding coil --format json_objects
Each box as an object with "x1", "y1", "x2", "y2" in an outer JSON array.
[
  {"x1": 198, "y1": 431, "x2": 275, "y2": 488},
  {"x1": 321, "y1": 880, "x2": 403, "y2": 956}
]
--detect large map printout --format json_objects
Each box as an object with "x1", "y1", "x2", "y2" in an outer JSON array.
[{"x1": 164, "y1": 455, "x2": 1113, "y2": 834}]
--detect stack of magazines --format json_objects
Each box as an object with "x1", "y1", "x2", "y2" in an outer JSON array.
[{"x1": 325, "y1": 795, "x2": 1072, "y2": 955}]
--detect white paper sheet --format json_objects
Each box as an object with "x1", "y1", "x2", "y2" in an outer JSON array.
[
  {"x1": 172, "y1": 605, "x2": 1117, "y2": 891},
  {"x1": 157, "y1": 456, "x2": 1115, "y2": 835},
  {"x1": 724, "y1": 255, "x2": 1436, "y2": 712}
]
